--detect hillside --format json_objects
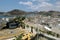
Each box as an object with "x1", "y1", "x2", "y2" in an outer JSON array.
[
  {"x1": 7, "y1": 9, "x2": 27, "y2": 15},
  {"x1": 0, "y1": 9, "x2": 60, "y2": 17},
  {"x1": 0, "y1": 12, "x2": 5, "y2": 15},
  {"x1": 38, "y1": 11, "x2": 60, "y2": 17}
]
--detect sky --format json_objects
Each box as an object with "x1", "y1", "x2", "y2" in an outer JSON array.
[{"x1": 0, "y1": 0, "x2": 60, "y2": 12}]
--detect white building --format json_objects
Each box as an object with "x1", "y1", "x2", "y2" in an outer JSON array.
[
  {"x1": 44, "y1": 26, "x2": 52, "y2": 31},
  {"x1": 2, "y1": 18, "x2": 9, "y2": 22}
]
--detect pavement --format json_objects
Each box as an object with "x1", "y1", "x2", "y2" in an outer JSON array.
[{"x1": 0, "y1": 27, "x2": 25, "y2": 40}]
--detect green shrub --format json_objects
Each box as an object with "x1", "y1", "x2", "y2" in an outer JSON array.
[
  {"x1": 26, "y1": 25, "x2": 29, "y2": 28},
  {"x1": 57, "y1": 34, "x2": 60, "y2": 38},
  {"x1": 16, "y1": 34, "x2": 23, "y2": 40}
]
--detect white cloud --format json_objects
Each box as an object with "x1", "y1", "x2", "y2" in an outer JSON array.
[
  {"x1": 28, "y1": 2, "x2": 53, "y2": 11},
  {"x1": 32, "y1": 0, "x2": 36, "y2": 2},
  {"x1": 56, "y1": 1, "x2": 60, "y2": 5},
  {"x1": 19, "y1": 0, "x2": 60, "y2": 11},
  {"x1": 55, "y1": 1, "x2": 60, "y2": 9},
  {"x1": 19, "y1": 1, "x2": 33, "y2": 6},
  {"x1": 56, "y1": 5, "x2": 60, "y2": 8},
  {"x1": 32, "y1": 0, "x2": 50, "y2": 2},
  {"x1": 19, "y1": 1, "x2": 53, "y2": 11},
  {"x1": 40, "y1": 2, "x2": 53, "y2": 7}
]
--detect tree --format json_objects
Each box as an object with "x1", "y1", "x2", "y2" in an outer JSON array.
[
  {"x1": 26, "y1": 25, "x2": 29, "y2": 28},
  {"x1": 57, "y1": 34, "x2": 59, "y2": 38},
  {"x1": 12, "y1": 16, "x2": 25, "y2": 28},
  {"x1": 31, "y1": 26, "x2": 33, "y2": 33},
  {"x1": 13, "y1": 16, "x2": 25, "y2": 22}
]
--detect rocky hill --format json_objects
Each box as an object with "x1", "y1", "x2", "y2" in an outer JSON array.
[
  {"x1": 7, "y1": 9, "x2": 27, "y2": 15},
  {"x1": 0, "y1": 9, "x2": 60, "y2": 17},
  {"x1": 38, "y1": 11, "x2": 60, "y2": 17}
]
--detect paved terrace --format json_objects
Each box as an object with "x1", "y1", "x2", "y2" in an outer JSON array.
[{"x1": 0, "y1": 27, "x2": 26, "y2": 40}]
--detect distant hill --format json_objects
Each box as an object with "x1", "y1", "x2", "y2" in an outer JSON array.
[
  {"x1": 38, "y1": 11, "x2": 60, "y2": 17},
  {"x1": 0, "y1": 9, "x2": 60, "y2": 17},
  {"x1": 0, "y1": 12, "x2": 4, "y2": 15},
  {"x1": 7, "y1": 9, "x2": 27, "y2": 15}
]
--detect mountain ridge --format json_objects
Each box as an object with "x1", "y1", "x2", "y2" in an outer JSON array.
[{"x1": 0, "y1": 9, "x2": 60, "y2": 17}]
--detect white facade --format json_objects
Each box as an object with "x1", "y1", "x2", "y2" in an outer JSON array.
[
  {"x1": 25, "y1": 26, "x2": 37, "y2": 34},
  {"x1": 2, "y1": 18, "x2": 9, "y2": 22},
  {"x1": 44, "y1": 26, "x2": 52, "y2": 31}
]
